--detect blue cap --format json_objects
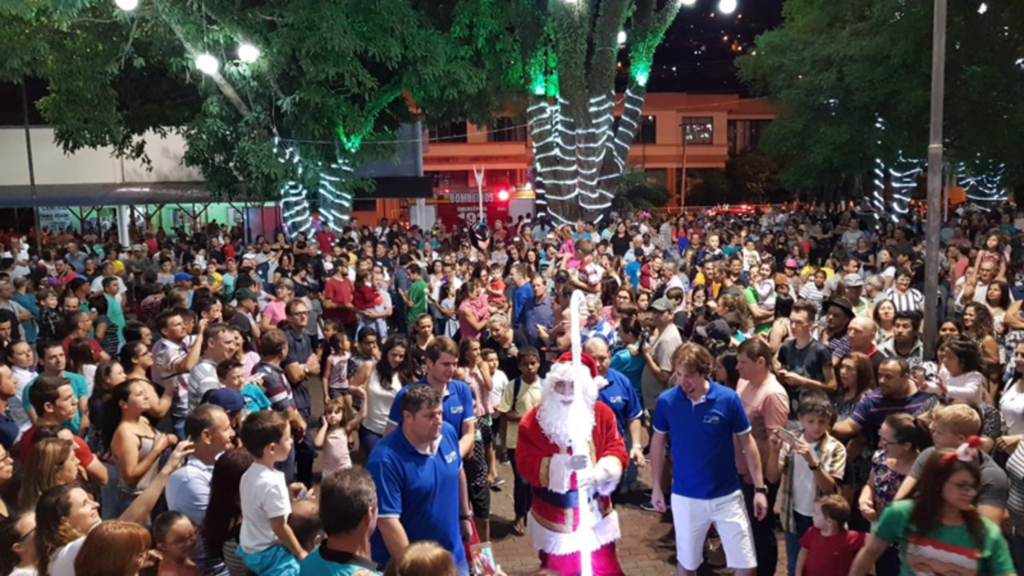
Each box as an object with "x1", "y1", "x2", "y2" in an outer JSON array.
[
  {"x1": 173, "y1": 272, "x2": 193, "y2": 283},
  {"x1": 206, "y1": 388, "x2": 244, "y2": 413}
]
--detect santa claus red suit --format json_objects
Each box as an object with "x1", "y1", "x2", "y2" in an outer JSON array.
[{"x1": 515, "y1": 353, "x2": 628, "y2": 576}]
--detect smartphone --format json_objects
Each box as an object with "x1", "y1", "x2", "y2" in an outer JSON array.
[
  {"x1": 470, "y1": 543, "x2": 498, "y2": 576},
  {"x1": 775, "y1": 427, "x2": 798, "y2": 445}
]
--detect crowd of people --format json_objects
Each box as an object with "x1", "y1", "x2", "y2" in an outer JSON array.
[{"x1": 0, "y1": 199, "x2": 1022, "y2": 576}]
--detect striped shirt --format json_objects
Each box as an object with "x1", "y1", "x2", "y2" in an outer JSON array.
[
  {"x1": 1006, "y1": 445, "x2": 1024, "y2": 532},
  {"x1": 850, "y1": 388, "x2": 937, "y2": 439},
  {"x1": 881, "y1": 287, "x2": 924, "y2": 313}
]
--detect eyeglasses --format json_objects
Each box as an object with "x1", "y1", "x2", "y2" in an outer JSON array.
[
  {"x1": 289, "y1": 311, "x2": 309, "y2": 317},
  {"x1": 16, "y1": 527, "x2": 35, "y2": 543},
  {"x1": 949, "y1": 481, "x2": 979, "y2": 495},
  {"x1": 169, "y1": 528, "x2": 199, "y2": 547}
]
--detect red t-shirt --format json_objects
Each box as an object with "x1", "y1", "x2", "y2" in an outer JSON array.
[
  {"x1": 799, "y1": 527, "x2": 865, "y2": 576},
  {"x1": 316, "y1": 230, "x2": 338, "y2": 254},
  {"x1": 63, "y1": 336, "x2": 103, "y2": 363},
  {"x1": 19, "y1": 425, "x2": 96, "y2": 468},
  {"x1": 323, "y1": 277, "x2": 356, "y2": 325}
]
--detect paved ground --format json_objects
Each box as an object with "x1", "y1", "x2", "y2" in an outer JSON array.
[{"x1": 308, "y1": 379, "x2": 783, "y2": 575}]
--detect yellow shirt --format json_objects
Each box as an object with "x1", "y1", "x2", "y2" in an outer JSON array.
[{"x1": 496, "y1": 378, "x2": 542, "y2": 449}]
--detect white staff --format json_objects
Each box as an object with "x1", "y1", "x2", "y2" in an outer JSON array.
[{"x1": 568, "y1": 289, "x2": 593, "y2": 576}]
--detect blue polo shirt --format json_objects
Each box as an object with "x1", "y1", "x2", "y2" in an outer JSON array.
[
  {"x1": 652, "y1": 381, "x2": 751, "y2": 500},
  {"x1": 512, "y1": 283, "x2": 534, "y2": 329},
  {"x1": 387, "y1": 379, "x2": 476, "y2": 434},
  {"x1": 367, "y1": 422, "x2": 464, "y2": 567},
  {"x1": 598, "y1": 369, "x2": 642, "y2": 440}
]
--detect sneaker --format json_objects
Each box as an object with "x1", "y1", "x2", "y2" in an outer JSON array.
[
  {"x1": 640, "y1": 501, "x2": 668, "y2": 512},
  {"x1": 490, "y1": 477, "x2": 506, "y2": 490}
]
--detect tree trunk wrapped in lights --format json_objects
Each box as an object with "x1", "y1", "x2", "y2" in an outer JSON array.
[{"x1": 528, "y1": 0, "x2": 683, "y2": 225}]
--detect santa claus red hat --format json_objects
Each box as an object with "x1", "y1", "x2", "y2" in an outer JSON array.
[{"x1": 555, "y1": 351, "x2": 598, "y2": 378}]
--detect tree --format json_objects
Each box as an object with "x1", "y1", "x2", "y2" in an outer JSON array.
[
  {"x1": 611, "y1": 162, "x2": 669, "y2": 212},
  {"x1": 515, "y1": 0, "x2": 692, "y2": 225},
  {"x1": 0, "y1": 0, "x2": 517, "y2": 235},
  {"x1": 737, "y1": 0, "x2": 1024, "y2": 200},
  {"x1": 726, "y1": 152, "x2": 780, "y2": 205}
]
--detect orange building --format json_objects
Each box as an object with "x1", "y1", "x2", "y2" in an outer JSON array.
[{"x1": 356, "y1": 93, "x2": 776, "y2": 224}]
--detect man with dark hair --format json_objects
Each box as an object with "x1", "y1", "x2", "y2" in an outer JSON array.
[
  {"x1": 153, "y1": 312, "x2": 207, "y2": 439},
  {"x1": 167, "y1": 404, "x2": 235, "y2": 574},
  {"x1": 385, "y1": 336, "x2": 476, "y2": 459},
  {"x1": 61, "y1": 310, "x2": 108, "y2": 363},
  {"x1": 367, "y1": 384, "x2": 472, "y2": 573},
  {"x1": 18, "y1": 374, "x2": 108, "y2": 483},
  {"x1": 300, "y1": 467, "x2": 379, "y2": 574},
  {"x1": 23, "y1": 341, "x2": 91, "y2": 434},
  {"x1": 777, "y1": 300, "x2": 835, "y2": 417},
  {"x1": 877, "y1": 310, "x2": 925, "y2": 370},
  {"x1": 831, "y1": 358, "x2": 936, "y2": 443},
  {"x1": 821, "y1": 298, "x2": 855, "y2": 366}
]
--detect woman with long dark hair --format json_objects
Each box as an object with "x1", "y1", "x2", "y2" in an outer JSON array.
[
  {"x1": 964, "y1": 302, "x2": 1002, "y2": 381},
  {"x1": 355, "y1": 337, "x2": 415, "y2": 458},
  {"x1": 104, "y1": 379, "x2": 176, "y2": 515},
  {"x1": 0, "y1": 510, "x2": 37, "y2": 576},
  {"x1": 851, "y1": 444, "x2": 1014, "y2": 576},
  {"x1": 997, "y1": 342, "x2": 1024, "y2": 455},
  {"x1": 202, "y1": 448, "x2": 254, "y2": 576}
]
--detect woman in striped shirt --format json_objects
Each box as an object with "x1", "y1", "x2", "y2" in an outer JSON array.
[{"x1": 881, "y1": 270, "x2": 923, "y2": 314}]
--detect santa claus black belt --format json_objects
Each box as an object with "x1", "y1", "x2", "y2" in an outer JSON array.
[{"x1": 533, "y1": 487, "x2": 595, "y2": 508}]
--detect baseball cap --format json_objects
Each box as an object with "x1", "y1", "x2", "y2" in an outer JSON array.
[
  {"x1": 206, "y1": 388, "x2": 245, "y2": 413},
  {"x1": 173, "y1": 272, "x2": 193, "y2": 283},
  {"x1": 235, "y1": 289, "x2": 259, "y2": 302},
  {"x1": 69, "y1": 277, "x2": 88, "y2": 291},
  {"x1": 843, "y1": 274, "x2": 865, "y2": 288},
  {"x1": 784, "y1": 258, "x2": 798, "y2": 269},
  {"x1": 651, "y1": 297, "x2": 675, "y2": 312}
]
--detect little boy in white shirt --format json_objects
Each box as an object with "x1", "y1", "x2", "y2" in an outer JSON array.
[{"x1": 238, "y1": 410, "x2": 307, "y2": 575}]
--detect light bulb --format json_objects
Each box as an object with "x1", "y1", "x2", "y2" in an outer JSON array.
[
  {"x1": 978, "y1": 2, "x2": 987, "y2": 14},
  {"x1": 238, "y1": 43, "x2": 260, "y2": 63},
  {"x1": 680, "y1": 0, "x2": 697, "y2": 5},
  {"x1": 195, "y1": 53, "x2": 219, "y2": 75},
  {"x1": 617, "y1": 30, "x2": 627, "y2": 44},
  {"x1": 114, "y1": 0, "x2": 138, "y2": 11},
  {"x1": 718, "y1": 0, "x2": 737, "y2": 14}
]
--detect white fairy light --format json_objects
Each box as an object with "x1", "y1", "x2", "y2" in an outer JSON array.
[
  {"x1": 680, "y1": 0, "x2": 697, "y2": 5},
  {"x1": 238, "y1": 43, "x2": 261, "y2": 63},
  {"x1": 978, "y1": 3, "x2": 988, "y2": 14},
  {"x1": 114, "y1": 0, "x2": 139, "y2": 11},
  {"x1": 195, "y1": 53, "x2": 219, "y2": 75},
  {"x1": 719, "y1": 0, "x2": 738, "y2": 15},
  {"x1": 617, "y1": 31, "x2": 627, "y2": 44}
]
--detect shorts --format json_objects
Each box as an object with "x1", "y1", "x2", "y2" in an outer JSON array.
[{"x1": 671, "y1": 491, "x2": 756, "y2": 571}]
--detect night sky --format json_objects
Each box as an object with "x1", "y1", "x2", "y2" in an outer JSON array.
[
  {"x1": 644, "y1": 0, "x2": 785, "y2": 94},
  {"x1": 0, "y1": 0, "x2": 785, "y2": 125}
]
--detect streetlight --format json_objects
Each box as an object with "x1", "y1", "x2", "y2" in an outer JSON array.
[
  {"x1": 238, "y1": 43, "x2": 261, "y2": 63},
  {"x1": 718, "y1": 0, "x2": 738, "y2": 14},
  {"x1": 195, "y1": 53, "x2": 219, "y2": 75},
  {"x1": 680, "y1": 0, "x2": 697, "y2": 6},
  {"x1": 114, "y1": 0, "x2": 138, "y2": 11}
]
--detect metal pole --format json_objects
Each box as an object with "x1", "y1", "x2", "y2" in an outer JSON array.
[
  {"x1": 680, "y1": 136, "x2": 688, "y2": 212},
  {"x1": 21, "y1": 82, "x2": 42, "y2": 257},
  {"x1": 923, "y1": 0, "x2": 947, "y2": 359}
]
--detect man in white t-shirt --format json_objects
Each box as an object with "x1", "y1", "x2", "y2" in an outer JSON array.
[{"x1": 188, "y1": 324, "x2": 240, "y2": 411}]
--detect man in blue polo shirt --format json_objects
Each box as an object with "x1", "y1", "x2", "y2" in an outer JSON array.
[
  {"x1": 367, "y1": 384, "x2": 472, "y2": 575},
  {"x1": 649, "y1": 343, "x2": 767, "y2": 576},
  {"x1": 585, "y1": 338, "x2": 645, "y2": 487},
  {"x1": 385, "y1": 336, "x2": 476, "y2": 458}
]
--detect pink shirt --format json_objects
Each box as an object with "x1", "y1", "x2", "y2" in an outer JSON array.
[
  {"x1": 457, "y1": 294, "x2": 490, "y2": 341},
  {"x1": 735, "y1": 374, "x2": 790, "y2": 477},
  {"x1": 262, "y1": 300, "x2": 287, "y2": 327},
  {"x1": 321, "y1": 428, "x2": 352, "y2": 474}
]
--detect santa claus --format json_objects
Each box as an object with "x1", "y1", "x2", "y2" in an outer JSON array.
[{"x1": 515, "y1": 352, "x2": 629, "y2": 576}]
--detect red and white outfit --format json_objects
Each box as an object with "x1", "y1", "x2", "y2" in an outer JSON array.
[{"x1": 515, "y1": 355, "x2": 629, "y2": 576}]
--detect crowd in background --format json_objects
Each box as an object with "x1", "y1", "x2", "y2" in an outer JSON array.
[{"x1": 0, "y1": 198, "x2": 1022, "y2": 576}]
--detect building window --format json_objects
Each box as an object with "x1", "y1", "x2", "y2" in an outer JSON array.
[
  {"x1": 728, "y1": 120, "x2": 770, "y2": 156},
  {"x1": 488, "y1": 117, "x2": 527, "y2": 142},
  {"x1": 429, "y1": 171, "x2": 471, "y2": 191},
  {"x1": 682, "y1": 116, "x2": 714, "y2": 145},
  {"x1": 352, "y1": 199, "x2": 377, "y2": 212},
  {"x1": 636, "y1": 115, "x2": 657, "y2": 144},
  {"x1": 428, "y1": 122, "x2": 468, "y2": 143}
]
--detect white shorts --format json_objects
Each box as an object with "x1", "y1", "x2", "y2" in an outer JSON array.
[{"x1": 671, "y1": 491, "x2": 757, "y2": 571}]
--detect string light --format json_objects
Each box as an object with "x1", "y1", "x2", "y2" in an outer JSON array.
[
  {"x1": 617, "y1": 31, "x2": 627, "y2": 45},
  {"x1": 195, "y1": 53, "x2": 219, "y2": 75},
  {"x1": 114, "y1": 0, "x2": 139, "y2": 11},
  {"x1": 978, "y1": 3, "x2": 988, "y2": 14},
  {"x1": 237, "y1": 43, "x2": 260, "y2": 63}
]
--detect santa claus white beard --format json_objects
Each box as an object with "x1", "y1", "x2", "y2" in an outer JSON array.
[{"x1": 537, "y1": 393, "x2": 596, "y2": 450}]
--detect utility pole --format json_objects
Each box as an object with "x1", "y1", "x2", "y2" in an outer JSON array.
[
  {"x1": 923, "y1": 0, "x2": 947, "y2": 358},
  {"x1": 21, "y1": 82, "x2": 42, "y2": 257}
]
